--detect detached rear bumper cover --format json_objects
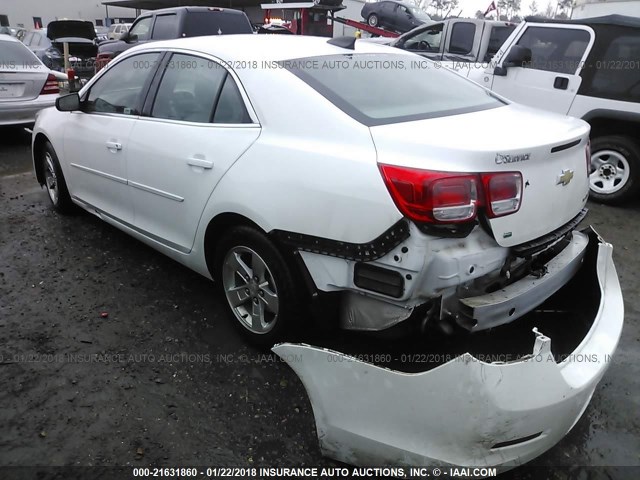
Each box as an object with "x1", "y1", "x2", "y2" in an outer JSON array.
[{"x1": 273, "y1": 232, "x2": 623, "y2": 468}]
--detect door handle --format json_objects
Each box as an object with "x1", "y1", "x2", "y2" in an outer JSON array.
[
  {"x1": 187, "y1": 157, "x2": 213, "y2": 169},
  {"x1": 553, "y1": 77, "x2": 569, "y2": 90},
  {"x1": 105, "y1": 141, "x2": 122, "y2": 151}
]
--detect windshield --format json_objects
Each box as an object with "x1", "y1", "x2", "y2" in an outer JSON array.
[
  {"x1": 284, "y1": 53, "x2": 504, "y2": 126},
  {"x1": 409, "y1": 8, "x2": 431, "y2": 21},
  {"x1": 0, "y1": 41, "x2": 42, "y2": 68}
]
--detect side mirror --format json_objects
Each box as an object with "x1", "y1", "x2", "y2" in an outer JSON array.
[
  {"x1": 493, "y1": 45, "x2": 532, "y2": 76},
  {"x1": 504, "y1": 45, "x2": 532, "y2": 67},
  {"x1": 56, "y1": 93, "x2": 81, "y2": 112},
  {"x1": 124, "y1": 32, "x2": 138, "y2": 43}
]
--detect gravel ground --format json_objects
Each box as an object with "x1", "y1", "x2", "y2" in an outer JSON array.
[{"x1": 1, "y1": 126, "x2": 638, "y2": 478}]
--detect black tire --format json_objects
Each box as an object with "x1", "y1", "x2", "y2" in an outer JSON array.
[
  {"x1": 41, "y1": 141, "x2": 75, "y2": 214},
  {"x1": 215, "y1": 225, "x2": 302, "y2": 347},
  {"x1": 589, "y1": 135, "x2": 640, "y2": 205},
  {"x1": 368, "y1": 14, "x2": 379, "y2": 27}
]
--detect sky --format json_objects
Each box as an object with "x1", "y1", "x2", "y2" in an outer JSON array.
[{"x1": 431, "y1": 0, "x2": 551, "y2": 18}]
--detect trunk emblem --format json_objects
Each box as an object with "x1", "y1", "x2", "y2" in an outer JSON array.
[{"x1": 557, "y1": 169, "x2": 574, "y2": 186}]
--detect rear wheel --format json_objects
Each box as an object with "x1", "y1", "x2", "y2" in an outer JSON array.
[
  {"x1": 216, "y1": 226, "x2": 301, "y2": 346},
  {"x1": 589, "y1": 135, "x2": 640, "y2": 204},
  {"x1": 41, "y1": 141, "x2": 74, "y2": 214},
  {"x1": 368, "y1": 14, "x2": 379, "y2": 27}
]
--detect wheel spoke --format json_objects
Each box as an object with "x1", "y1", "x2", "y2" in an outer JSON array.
[
  {"x1": 251, "y1": 254, "x2": 266, "y2": 282},
  {"x1": 251, "y1": 300, "x2": 265, "y2": 331},
  {"x1": 227, "y1": 285, "x2": 250, "y2": 307},
  {"x1": 259, "y1": 286, "x2": 279, "y2": 314},
  {"x1": 228, "y1": 252, "x2": 252, "y2": 282}
]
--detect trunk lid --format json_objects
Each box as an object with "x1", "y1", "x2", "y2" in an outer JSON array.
[
  {"x1": 370, "y1": 103, "x2": 590, "y2": 247},
  {"x1": 47, "y1": 20, "x2": 96, "y2": 41}
]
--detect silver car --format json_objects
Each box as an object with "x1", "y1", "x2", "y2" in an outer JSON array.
[{"x1": 0, "y1": 34, "x2": 63, "y2": 126}]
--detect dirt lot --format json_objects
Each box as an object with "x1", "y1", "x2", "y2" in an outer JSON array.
[{"x1": 1, "y1": 126, "x2": 639, "y2": 478}]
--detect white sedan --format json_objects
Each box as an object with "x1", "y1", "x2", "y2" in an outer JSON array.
[
  {"x1": 0, "y1": 34, "x2": 64, "y2": 126},
  {"x1": 32, "y1": 34, "x2": 623, "y2": 469}
]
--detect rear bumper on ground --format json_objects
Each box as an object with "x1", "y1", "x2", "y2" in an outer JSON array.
[
  {"x1": 273, "y1": 229, "x2": 623, "y2": 468},
  {"x1": 0, "y1": 96, "x2": 57, "y2": 126}
]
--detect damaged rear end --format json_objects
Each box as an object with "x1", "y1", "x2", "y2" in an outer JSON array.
[{"x1": 274, "y1": 228, "x2": 623, "y2": 468}]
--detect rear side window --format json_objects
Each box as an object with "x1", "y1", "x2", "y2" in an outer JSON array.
[
  {"x1": 515, "y1": 26, "x2": 590, "y2": 74},
  {"x1": 449, "y1": 22, "x2": 476, "y2": 55},
  {"x1": 85, "y1": 53, "x2": 160, "y2": 115},
  {"x1": 152, "y1": 14, "x2": 178, "y2": 40},
  {"x1": 182, "y1": 12, "x2": 253, "y2": 36},
  {"x1": 151, "y1": 53, "x2": 251, "y2": 124},
  {"x1": 213, "y1": 76, "x2": 252, "y2": 124},
  {"x1": 589, "y1": 33, "x2": 640, "y2": 102},
  {"x1": 287, "y1": 53, "x2": 504, "y2": 126}
]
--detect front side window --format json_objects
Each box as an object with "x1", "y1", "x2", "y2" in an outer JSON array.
[
  {"x1": 85, "y1": 52, "x2": 160, "y2": 115},
  {"x1": 152, "y1": 14, "x2": 178, "y2": 40},
  {"x1": 449, "y1": 22, "x2": 476, "y2": 55},
  {"x1": 129, "y1": 16, "x2": 153, "y2": 41},
  {"x1": 403, "y1": 24, "x2": 443, "y2": 52},
  {"x1": 515, "y1": 26, "x2": 590, "y2": 74},
  {"x1": 286, "y1": 53, "x2": 504, "y2": 126},
  {"x1": 151, "y1": 53, "x2": 251, "y2": 124}
]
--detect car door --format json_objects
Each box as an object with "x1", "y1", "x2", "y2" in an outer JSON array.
[
  {"x1": 126, "y1": 52, "x2": 261, "y2": 253},
  {"x1": 489, "y1": 24, "x2": 594, "y2": 115},
  {"x1": 62, "y1": 52, "x2": 161, "y2": 223}
]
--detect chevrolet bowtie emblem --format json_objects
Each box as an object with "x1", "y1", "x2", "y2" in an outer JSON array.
[{"x1": 557, "y1": 169, "x2": 574, "y2": 186}]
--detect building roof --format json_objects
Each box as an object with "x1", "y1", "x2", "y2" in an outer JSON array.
[{"x1": 103, "y1": 0, "x2": 264, "y2": 9}]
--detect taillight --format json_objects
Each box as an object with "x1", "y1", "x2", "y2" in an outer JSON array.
[
  {"x1": 585, "y1": 139, "x2": 591, "y2": 175},
  {"x1": 379, "y1": 165, "x2": 478, "y2": 223},
  {"x1": 480, "y1": 172, "x2": 522, "y2": 217},
  {"x1": 40, "y1": 74, "x2": 59, "y2": 95},
  {"x1": 379, "y1": 164, "x2": 522, "y2": 225}
]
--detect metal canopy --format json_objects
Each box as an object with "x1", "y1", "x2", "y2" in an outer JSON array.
[{"x1": 102, "y1": 0, "x2": 264, "y2": 9}]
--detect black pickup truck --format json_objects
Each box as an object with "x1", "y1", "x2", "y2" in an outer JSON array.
[{"x1": 96, "y1": 6, "x2": 253, "y2": 70}]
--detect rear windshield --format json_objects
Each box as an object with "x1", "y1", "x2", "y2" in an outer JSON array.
[
  {"x1": 285, "y1": 53, "x2": 504, "y2": 126},
  {"x1": 0, "y1": 41, "x2": 41, "y2": 69},
  {"x1": 183, "y1": 12, "x2": 253, "y2": 37}
]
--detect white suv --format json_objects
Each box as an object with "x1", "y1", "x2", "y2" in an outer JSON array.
[{"x1": 472, "y1": 15, "x2": 640, "y2": 204}]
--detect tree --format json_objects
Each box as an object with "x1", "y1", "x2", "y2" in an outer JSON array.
[
  {"x1": 529, "y1": 0, "x2": 538, "y2": 15},
  {"x1": 544, "y1": 1, "x2": 555, "y2": 17},
  {"x1": 429, "y1": 0, "x2": 459, "y2": 19},
  {"x1": 475, "y1": 9, "x2": 486, "y2": 18},
  {"x1": 498, "y1": 0, "x2": 522, "y2": 20}
]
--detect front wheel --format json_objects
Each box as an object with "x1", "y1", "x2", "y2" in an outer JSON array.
[
  {"x1": 368, "y1": 14, "x2": 379, "y2": 27},
  {"x1": 41, "y1": 141, "x2": 74, "y2": 214},
  {"x1": 589, "y1": 135, "x2": 640, "y2": 204},
  {"x1": 215, "y1": 226, "x2": 302, "y2": 346}
]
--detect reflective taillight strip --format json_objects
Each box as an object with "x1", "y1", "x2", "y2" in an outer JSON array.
[{"x1": 40, "y1": 74, "x2": 59, "y2": 95}]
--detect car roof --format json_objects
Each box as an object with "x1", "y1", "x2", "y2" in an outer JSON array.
[
  {"x1": 138, "y1": 6, "x2": 248, "y2": 16},
  {"x1": 0, "y1": 33, "x2": 20, "y2": 42},
  {"x1": 126, "y1": 34, "x2": 400, "y2": 63},
  {"x1": 524, "y1": 14, "x2": 640, "y2": 29}
]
